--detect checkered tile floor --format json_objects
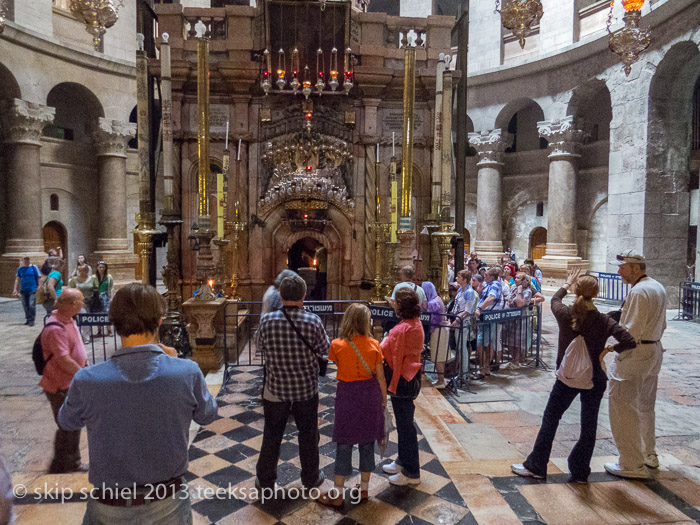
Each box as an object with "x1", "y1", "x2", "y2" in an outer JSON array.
[{"x1": 187, "y1": 366, "x2": 476, "y2": 524}]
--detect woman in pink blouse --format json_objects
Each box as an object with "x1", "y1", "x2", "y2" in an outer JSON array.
[{"x1": 381, "y1": 288, "x2": 424, "y2": 486}]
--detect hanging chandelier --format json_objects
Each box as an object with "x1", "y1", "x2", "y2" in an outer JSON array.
[
  {"x1": 494, "y1": 0, "x2": 543, "y2": 49},
  {"x1": 608, "y1": 0, "x2": 650, "y2": 77},
  {"x1": 69, "y1": 0, "x2": 124, "y2": 51}
]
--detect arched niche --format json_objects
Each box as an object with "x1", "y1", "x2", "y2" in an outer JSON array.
[
  {"x1": 567, "y1": 79, "x2": 612, "y2": 143},
  {"x1": 0, "y1": 62, "x2": 21, "y2": 101},
  {"x1": 647, "y1": 41, "x2": 700, "y2": 281},
  {"x1": 495, "y1": 98, "x2": 546, "y2": 153},
  {"x1": 529, "y1": 227, "x2": 547, "y2": 260},
  {"x1": 44, "y1": 83, "x2": 105, "y2": 143}
]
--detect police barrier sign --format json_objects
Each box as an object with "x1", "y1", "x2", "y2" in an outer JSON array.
[
  {"x1": 368, "y1": 305, "x2": 431, "y2": 325},
  {"x1": 480, "y1": 308, "x2": 524, "y2": 323},
  {"x1": 76, "y1": 313, "x2": 111, "y2": 326}
]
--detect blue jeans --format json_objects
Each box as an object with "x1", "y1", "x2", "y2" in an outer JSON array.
[
  {"x1": 83, "y1": 493, "x2": 192, "y2": 524},
  {"x1": 334, "y1": 442, "x2": 375, "y2": 477},
  {"x1": 20, "y1": 290, "x2": 36, "y2": 324}
]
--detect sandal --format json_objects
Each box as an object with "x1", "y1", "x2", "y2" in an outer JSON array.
[
  {"x1": 352, "y1": 484, "x2": 369, "y2": 502},
  {"x1": 317, "y1": 491, "x2": 343, "y2": 508}
]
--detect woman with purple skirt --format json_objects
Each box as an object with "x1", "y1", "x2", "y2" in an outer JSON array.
[{"x1": 318, "y1": 303, "x2": 387, "y2": 507}]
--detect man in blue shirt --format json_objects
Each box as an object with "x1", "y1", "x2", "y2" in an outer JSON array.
[
  {"x1": 12, "y1": 256, "x2": 40, "y2": 326},
  {"x1": 473, "y1": 268, "x2": 504, "y2": 379},
  {"x1": 59, "y1": 283, "x2": 218, "y2": 523}
]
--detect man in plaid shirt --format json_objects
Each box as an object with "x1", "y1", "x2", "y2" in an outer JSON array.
[{"x1": 255, "y1": 273, "x2": 330, "y2": 492}]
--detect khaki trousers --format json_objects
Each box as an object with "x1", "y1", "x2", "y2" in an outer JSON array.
[{"x1": 608, "y1": 344, "x2": 663, "y2": 470}]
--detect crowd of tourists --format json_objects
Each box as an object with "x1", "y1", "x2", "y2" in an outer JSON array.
[
  {"x1": 13, "y1": 250, "x2": 114, "y2": 339},
  {"x1": 4, "y1": 248, "x2": 668, "y2": 522}
]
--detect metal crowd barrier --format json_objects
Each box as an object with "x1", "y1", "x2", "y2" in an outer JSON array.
[
  {"x1": 74, "y1": 312, "x2": 118, "y2": 365},
  {"x1": 223, "y1": 300, "x2": 542, "y2": 394},
  {"x1": 678, "y1": 281, "x2": 700, "y2": 322},
  {"x1": 589, "y1": 271, "x2": 630, "y2": 303}
]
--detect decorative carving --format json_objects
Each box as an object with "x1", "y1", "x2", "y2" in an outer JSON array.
[
  {"x1": 468, "y1": 129, "x2": 511, "y2": 165},
  {"x1": 537, "y1": 116, "x2": 585, "y2": 157},
  {"x1": 94, "y1": 118, "x2": 136, "y2": 157},
  {"x1": 0, "y1": 99, "x2": 55, "y2": 145}
]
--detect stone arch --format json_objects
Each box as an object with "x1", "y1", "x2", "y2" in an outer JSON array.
[
  {"x1": 494, "y1": 98, "x2": 546, "y2": 153},
  {"x1": 0, "y1": 62, "x2": 21, "y2": 101},
  {"x1": 567, "y1": 78, "x2": 612, "y2": 143},
  {"x1": 127, "y1": 105, "x2": 137, "y2": 149},
  {"x1": 264, "y1": 203, "x2": 353, "y2": 300},
  {"x1": 45, "y1": 83, "x2": 105, "y2": 143},
  {"x1": 503, "y1": 189, "x2": 547, "y2": 260},
  {"x1": 646, "y1": 41, "x2": 700, "y2": 284}
]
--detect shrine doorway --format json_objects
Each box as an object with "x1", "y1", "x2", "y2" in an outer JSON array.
[
  {"x1": 529, "y1": 227, "x2": 547, "y2": 259},
  {"x1": 288, "y1": 236, "x2": 327, "y2": 300}
]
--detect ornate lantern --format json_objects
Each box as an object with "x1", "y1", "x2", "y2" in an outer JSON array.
[
  {"x1": 494, "y1": 0, "x2": 543, "y2": 49},
  {"x1": 69, "y1": 0, "x2": 124, "y2": 51},
  {"x1": 608, "y1": 0, "x2": 651, "y2": 77}
]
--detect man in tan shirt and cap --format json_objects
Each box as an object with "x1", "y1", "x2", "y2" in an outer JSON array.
[{"x1": 605, "y1": 250, "x2": 667, "y2": 480}]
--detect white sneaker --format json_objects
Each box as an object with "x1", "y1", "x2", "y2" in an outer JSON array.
[
  {"x1": 645, "y1": 455, "x2": 659, "y2": 469},
  {"x1": 388, "y1": 472, "x2": 421, "y2": 486},
  {"x1": 433, "y1": 380, "x2": 446, "y2": 390},
  {"x1": 382, "y1": 461, "x2": 401, "y2": 475},
  {"x1": 604, "y1": 462, "x2": 650, "y2": 479},
  {"x1": 511, "y1": 464, "x2": 545, "y2": 479}
]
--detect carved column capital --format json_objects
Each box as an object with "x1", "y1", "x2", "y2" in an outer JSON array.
[
  {"x1": 468, "y1": 129, "x2": 511, "y2": 166},
  {"x1": 538, "y1": 115, "x2": 585, "y2": 158},
  {"x1": 0, "y1": 99, "x2": 55, "y2": 145},
  {"x1": 94, "y1": 118, "x2": 136, "y2": 157}
]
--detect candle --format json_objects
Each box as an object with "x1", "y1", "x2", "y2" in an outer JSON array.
[
  {"x1": 217, "y1": 172, "x2": 224, "y2": 239},
  {"x1": 392, "y1": 132, "x2": 395, "y2": 156},
  {"x1": 376, "y1": 143, "x2": 380, "y2": 163},
  {"x1": 225, "y1": 120, "x2": 229, "y2": 150}
]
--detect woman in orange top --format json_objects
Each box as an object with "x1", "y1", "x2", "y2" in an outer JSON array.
[
  {"x1": 381, "y1": 288, "x2": 424, "y2": 486},
  {"x1": 319, "y1": 303, "x2": 387, "y2": 507}
]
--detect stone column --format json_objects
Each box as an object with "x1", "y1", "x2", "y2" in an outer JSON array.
[
  {"x1": 92, "y1": 118, "x2": 139, "y2": 281},
  {"x1": 468, "y1": 129, "x2": 510, "y2": 265},
  {"x1": 0, "y1": 99, "x2": 55, "y2": 295},
  {"x1": 537, "y1": 115, "x2": 589, "y2": 281}
]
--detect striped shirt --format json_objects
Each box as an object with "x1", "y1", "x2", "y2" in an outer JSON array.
[{"x1": 257, "y1": 306, "x2": 330, "y2": 401}]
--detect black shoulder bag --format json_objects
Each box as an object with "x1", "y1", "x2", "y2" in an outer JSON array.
[{"x1": 281, "y1": 307, "x2": 328, "y2": 376}]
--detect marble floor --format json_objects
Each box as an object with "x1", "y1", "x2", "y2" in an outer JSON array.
[{"x1": 2, "y1": 297, "x2": 700, "y2": 524}]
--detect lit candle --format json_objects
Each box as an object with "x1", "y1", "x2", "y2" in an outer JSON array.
[
  {"x1": 392, "y1": 132, "x2": 395, "y2": 156},
  {"x1": 376, "y1": 143, "x2": 380, "y2": 163},
  {"x1": 225, "y1": 120, "x2": 229, "y2": 150},
  {"x1": 237, "y1": 138, "x2": 241, "y2": 161}
]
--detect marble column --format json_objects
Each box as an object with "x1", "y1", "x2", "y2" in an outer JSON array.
[
  {"x1": 0, "y1": 99, "x2": 55, "y2": 295},
  {"x1": 537, "y1": 115, "x2": 589, "y2": 281},
  {"x1": 92, "y1": 118, "x2": 139, "y2": 281},
  {"x1": 468, "y1": 129, "x2": 511, "y2": 265}
]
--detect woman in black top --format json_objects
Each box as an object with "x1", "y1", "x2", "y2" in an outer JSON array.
[{"x1": 512, "y1": 268, "x2": 635, "y2": 483}]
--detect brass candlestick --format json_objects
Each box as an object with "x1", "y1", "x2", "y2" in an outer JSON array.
[
  {"x1": 433, "y1": 222, "x2": 457, "y2": 304},
  {"x1": 371, "y1": 222, "x2": 385, "y2": 303},
  {"x1": 226, "y1": 219, "x2": 247, "y2": 300},
  {"x1": 212, "y1": 238, "x2": 230, "y2": 297}
]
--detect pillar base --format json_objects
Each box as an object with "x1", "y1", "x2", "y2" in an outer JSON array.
[
  {"x1": 536, "y1": 256, "x2": 590, "y2": 291},
  {"x1": 543, "y1": 242, "x2": 579, "y2": 258},
  {"x1": 91, "y1": 251, "x2": 139, "y2": 283},
  {"x1": 473, "y1": 240, "x2": 505, "y2": 266},
  {"x1": 0, "y1": 251, "x2": 48, "y2": 296}
]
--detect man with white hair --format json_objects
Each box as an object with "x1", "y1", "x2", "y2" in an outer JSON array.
[{"x1": 605, "y1": 250, "x2": 668, "y2": 479}]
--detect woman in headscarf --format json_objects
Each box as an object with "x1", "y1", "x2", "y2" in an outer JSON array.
[{"x1": 422, "y1": 281, "x2": 449, "y2": 389}]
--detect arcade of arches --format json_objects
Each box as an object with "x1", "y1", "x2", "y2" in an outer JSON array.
[{"x1": 0, "y1": 1, "x2": 699, "y2": 306}]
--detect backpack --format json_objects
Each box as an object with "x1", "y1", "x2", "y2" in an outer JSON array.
[
  {"x1": 35, "y1": 276, "x2": 48, "y2": 304},
  {"x1": 556, "y1": 335, "x2": 593, "y2": 390},
  {"x1": 32, "y1": 322, "x2": 62, "y2": 375}
]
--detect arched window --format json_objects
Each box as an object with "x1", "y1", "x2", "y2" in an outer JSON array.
[
  {"x1": 50, "y1": 194, "x2": 59, "y2": 211},
  {"x1": 536, "y1": 201, "x2": 544, "y2": 217}
]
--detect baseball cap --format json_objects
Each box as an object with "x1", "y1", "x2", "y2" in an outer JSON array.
[{"x1": 612, "y1": 249, "x2": 645, "y2": 265}]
